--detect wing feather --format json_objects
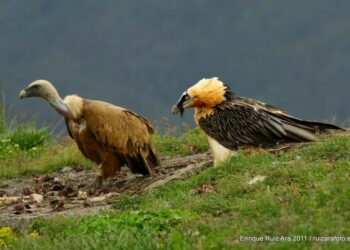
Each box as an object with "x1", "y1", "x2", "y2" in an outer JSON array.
[
  {"x1": 198, "y1": 101, "x2": 320, "y2": 150},
  {"x1": 82, "y1": 100, "x2": 154, "y2": 156}
]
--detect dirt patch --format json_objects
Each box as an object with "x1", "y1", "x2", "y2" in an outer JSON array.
[{"x1": 0, "y1": 152, "x2": 212, "y2": 228}]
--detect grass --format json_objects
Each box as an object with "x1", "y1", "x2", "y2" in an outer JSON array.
[
  {"x1": 2, "y1": 99, "x2": 350, "y2": 249},
  {"x1": 0, "y1": 99, "x2": 93, "y2": 178},
  {"x1": 2, "y1": 132, "x2": 349, "y2": 249},
  {"x1": 154, "y1": 126, "x2": 209, "y2": 156}
]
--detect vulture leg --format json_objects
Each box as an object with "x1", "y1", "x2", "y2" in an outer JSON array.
[
  {"x1": 94, "y1": 154, "x2": 122, "y2": 189},
  {"x1": 101, "y1": 154, "x2": 122, "y2": 178},
  {"x1": 95, "y1": 164, "x2": 103, "y2": 189}
]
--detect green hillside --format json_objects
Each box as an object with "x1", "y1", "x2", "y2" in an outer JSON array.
[{"x1": 0, "y1": 113, "x2": 349, "y2": 249}]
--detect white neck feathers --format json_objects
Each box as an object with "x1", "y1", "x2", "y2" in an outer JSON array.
[{"x1": 63, "y1": 95, "x2": 84, "y2": 120}]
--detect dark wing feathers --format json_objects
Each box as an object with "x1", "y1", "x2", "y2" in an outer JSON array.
[
  {"x1": 199, "y1": 103, "x2": 285, "y2": 149},
  {"x1": 199, "y1": 101, "x2": 342, "y2": 150},
  {"x1": 265, "y1": 110, "x2": 342, "y2": 132}
]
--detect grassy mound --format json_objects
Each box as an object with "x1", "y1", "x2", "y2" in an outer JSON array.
[{"x1": 2, "y1": 132, "x2": 349, "y2": 249}]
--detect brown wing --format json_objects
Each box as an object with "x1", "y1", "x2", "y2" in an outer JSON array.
[{"x1": 82, "y1": 99, "x2": 159, "y2": 174}]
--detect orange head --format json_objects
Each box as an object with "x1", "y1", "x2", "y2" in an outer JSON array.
[{"x1": 172, "y1": 77, "x2": 230, "y2": 116}]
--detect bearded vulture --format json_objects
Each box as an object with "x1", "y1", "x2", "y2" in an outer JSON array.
[
  {"x1": 172, "y1": 77, "x2": 342, "y2": 165},
  {"x1": 20, "y1": 80, "x2": 160, "y2": 188}
]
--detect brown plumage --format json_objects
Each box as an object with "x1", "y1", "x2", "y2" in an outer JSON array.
[
  {"x1": 172, "y1": 77, "x2": 343, "y2": 164},
  {"x1": 20, "y1": 80, "x2": 159, "y2": 188}
]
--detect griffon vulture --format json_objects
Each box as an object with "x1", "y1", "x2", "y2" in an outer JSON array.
[
  {"x1": 20, "y1": 80, "x2": 160, "y2": 188},
  {"x1": 172, "y1": 77, "x2": 343, "y2": 165}
]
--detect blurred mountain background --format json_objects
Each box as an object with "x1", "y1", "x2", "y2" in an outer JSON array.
[{"x1": 1, "y1": 0, "x2": 350, "y2": 132}]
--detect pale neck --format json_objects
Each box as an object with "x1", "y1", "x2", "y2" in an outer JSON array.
[{"x1": 47, "y1": 95, "x2": 70, "y2": 117}]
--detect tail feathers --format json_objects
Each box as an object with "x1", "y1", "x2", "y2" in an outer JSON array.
[
  {"x1": 282, "y1": 123, "x2": 318, "y2": 142},
  {"x1": 281, "y1": 115, "x2": 343, "y2": 132},
  {"x1": 266, "y1": 110, "x2": 343, "y2": 133},
  {"x1": 125, "y1": 145, "x2": 160, "y2": 175},
  {"x1": 263, "y1": 110, "x2": 343, "y2": 144}
]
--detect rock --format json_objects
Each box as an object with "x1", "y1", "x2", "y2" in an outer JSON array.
[
  {"x1": 77, "y1": 190, "x2": 88, "y2": 200},
  {"x1": 0, "y1": 197, "x2": 20, "y2": 205},
  {"x1": 87, "y1": 192, "x2": 119, "y2": 204},
  {"x1": 30, "y1": 194, "x2": 44, "y2": 204},
  {"x1": 60, "y1": 167, "x2": 72, "y2": 173},
  {"x1": 86, "y1": 196, "x2": 105, "y2": 203}
]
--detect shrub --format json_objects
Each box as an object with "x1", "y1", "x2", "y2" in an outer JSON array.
[{"x1": 7, "y1": 124, "x2": 51, "y2": 150}]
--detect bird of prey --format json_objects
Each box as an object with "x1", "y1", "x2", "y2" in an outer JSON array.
[
  {"x1": 20, "y1": 80, "x2": 160, "y2": 188},
  {"x1": 172, "y1": 77, "x2": 342, "y2": 164}
]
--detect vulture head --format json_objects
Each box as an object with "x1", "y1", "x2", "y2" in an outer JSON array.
[
  {"x1": 20, "y1": 80, "x2": 70, "y2": 117},
  {"x1": 19, "y1": 80, "x2": 60, "y2": 100},
  {"x1": 172, "y1": 77, "x2": 228, "y2": 116}
]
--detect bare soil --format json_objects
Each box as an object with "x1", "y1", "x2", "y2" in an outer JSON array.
[{"x1": 0, "y1": 152, "x2": 212, "y2": 229}]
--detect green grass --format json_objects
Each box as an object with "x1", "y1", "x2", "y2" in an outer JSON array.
[
  {"x1": 1, "y1": 99, "x2": 349, "y2": 248},
  {"x1": 0, "y1": 106, "x2": 93, "y2": 178},
  {"x1": 4, "y1": 133, "x2": 350, "y2": 249},
  {"x1": 154, "y1": 126, "x2": 209, "y2": 156},
  {"x1": 0, "y1": 127, "x2": 208, "y2": 179}
]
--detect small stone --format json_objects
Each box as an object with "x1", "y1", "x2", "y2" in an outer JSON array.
[
  {"x1": 60, "y1": 167, "x2": 72, "y2": 173},
  {"x1": 87, "y1": 196, "x2": 105, "y2": 203},
  {"x1": 0, "y1": 197, "x2": 20, "y2": 205},
  {"x1": 31, "y1": 193, "x2": 44, "y2": 204},
  {"x1": 87, "y1": 192, "x2": 120, "y2": 204},
  {"x1": 77, "y1": 190, "x2": 88, "y2": 200}
]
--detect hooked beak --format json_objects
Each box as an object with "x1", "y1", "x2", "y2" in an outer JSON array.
[
  {"x1": 19, "y1": 89, "x2": 28, "y2": 99},
  {"x1": 171, "y1": 92, "x2": 195, "y2": 117},
  {"x1": 171, "y1": 103, "x2": 183, "y2": 115}
]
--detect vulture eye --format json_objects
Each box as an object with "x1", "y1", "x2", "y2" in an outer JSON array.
[{"x1": 183, "y1": 94, "x2": 190, "y2": 100}]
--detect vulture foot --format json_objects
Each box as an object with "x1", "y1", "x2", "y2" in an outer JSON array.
[{"x1": 94, "y1": 176, "x2": 103, "y2": 190}]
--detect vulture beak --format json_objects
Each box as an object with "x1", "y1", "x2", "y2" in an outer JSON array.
[
  {"x1": 171, "y1": 91, "x2": 194, "y2": 117},
  {"x1": 171, "y1": 104, "x2": 182, "y2": 115},
  {"x1": 19, "y1": 89, "x2": 28, "y2": 99}
]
